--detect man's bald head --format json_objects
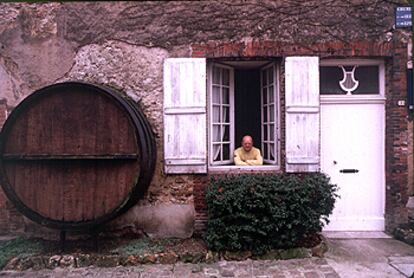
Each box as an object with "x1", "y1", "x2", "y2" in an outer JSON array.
[{"x1": 241, "y1": 135, "x2": 253, "y2": 152}]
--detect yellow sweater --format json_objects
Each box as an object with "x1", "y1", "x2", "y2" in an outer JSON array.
[{"x1": 234, "y1": 147, "x2": 263, "y2": 166}]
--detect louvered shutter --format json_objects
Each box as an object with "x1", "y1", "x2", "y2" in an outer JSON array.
[
  {"x1": 285, "y1": 57, "x2": 320, "y2": 172},
  {"x1": 163, "y1": 58, "x2": 207, "y2": 174}
]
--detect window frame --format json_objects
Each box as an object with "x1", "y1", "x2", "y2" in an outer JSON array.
[
  {"x1": 261, "y1": 63, "x2": 280, "y2": 165},
  {"x1": 207, "y1": 61, "x2": 280, "y2": 172},
  {"x1": 207, "y1": 63, "x2": 235, "y2": 166},
  {"x1": 320, "y1": 59, "x2": 385, "y2": 104}
]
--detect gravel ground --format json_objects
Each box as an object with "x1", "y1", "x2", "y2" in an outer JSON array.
[{"x1": 0, "y1": 258, "x2": 339, "y2": 278}]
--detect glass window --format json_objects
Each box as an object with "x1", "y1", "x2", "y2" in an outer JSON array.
[
  {"x1": 213, "y1": 144, "x2": 221, "y2": 161},
  {"x1": 320, "y1": 65, "x2": 380, "y2": 95},
  {"x1": 222, "y1": 88, "x2": 229, "y2": 104},
  {"x1": 209, "y1": 62, "x2": 279, "y2": 167},
  {"x1": 320, "y1": 66, "x2": 344, "y2": 95},
  {"x1": 222, "y1": 69, "x2": 229, "y2": 86},
  {"x1": 213, "y1": 67, "x2": 220, "y2": 85},
  {"x1": 353, "y1": 66, "x2": 379, "y2": 94},
  {"x1": 262, "y1": 88, "x2": 268, "y2": 104},
  {"x1": 212, "y1": 106, "x2": 220, "y2": 123},
  {"x1": 212, "y1": 86, "x2": 220, "y2": 103},
  {"x1": 223, "y1": 125, "x2": 229, "y2": 141},
  {"x1": 210, "y1": 65, "x2": 233, "y2": 165},
  {"x1": 269, "y1": 105, "x2": 274, "y2": 122},
  {"x1": 223, "y1": 144, "x2": 230, "y2": 160},
  {"x1": 213, "y1": 125, "x2": 220, "y2": 141},
  {"x1": 261, "y1": 65, "x2": 278, "y2": 164}
]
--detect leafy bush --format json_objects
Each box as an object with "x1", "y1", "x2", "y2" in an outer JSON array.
[{"x1": 205, "y1": 173, "x2": 337, "y2": 255}]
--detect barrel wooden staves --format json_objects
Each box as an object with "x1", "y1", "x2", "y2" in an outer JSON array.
[{"x1": 0, "y1": 82, "x2": 156, "y2": 231}]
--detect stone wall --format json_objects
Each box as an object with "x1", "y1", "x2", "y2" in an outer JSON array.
[{"x1": 0, "y1": 0, "x2": 411, "y2": 237}]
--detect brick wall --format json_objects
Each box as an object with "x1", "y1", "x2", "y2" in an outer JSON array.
[
  {"x1": 385, "y1": 38, "x2": 410, "y2": 230},
  {"x1": 191, "y1": 40, "x2": 393, "y2": 59},
  {"x1": 193, "y1": 175, "x2": 209, "y2": 236}
]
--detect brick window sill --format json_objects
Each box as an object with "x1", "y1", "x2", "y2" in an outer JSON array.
[{"x1": 208, "y1": 165, "x2": 281, "y2": 175}]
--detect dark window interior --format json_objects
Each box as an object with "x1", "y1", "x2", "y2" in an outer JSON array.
[
  {"x1": 320, "y1": 65, "x2": 379, "y2": 95},
  {"x1": 234, "y1": 69, "x2": 261, "y2": 148},
  {"x1": 353, "y1": 66, "x2": 379, "y2": 94},
  {"x1": 320, "y1": 66, "x2": 344, "y2": 94}
]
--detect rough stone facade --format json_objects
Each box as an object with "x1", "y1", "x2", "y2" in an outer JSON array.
[{"x1": 0, "y1": 1, "x2": 412, "y2": 237}]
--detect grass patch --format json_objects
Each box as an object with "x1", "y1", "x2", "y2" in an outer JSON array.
[
  {"x1": 0, "y1": 238, "x2": 43, "y2": 269},
  {"x1": 111, "y1": 238, "x2": 178, "y2": 256}
]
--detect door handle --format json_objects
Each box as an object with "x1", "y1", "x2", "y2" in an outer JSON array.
[{"x1": 340, "y1": 169, "x2": 359, "y2": 173}]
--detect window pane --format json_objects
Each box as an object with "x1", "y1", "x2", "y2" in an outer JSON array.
[
  {"x1": 263, "y1": 144, "x2": 268, "y2": 160},
  {"x1": 269, "y1": 124, "x2": 274, "y2": 141},
  {"x1": 213, "y1": 144, "x2": 221, "y2": 161},
  {"x1": 269, "y1": 86, "x2": 274, "y2": 103},
  {"x1": 262, "y1": 70, "x2": 267, "y2": 86},
  {"x1": 269, "y1": 105, "x2": 274, "y2": 122},
  {"x1": 263, "y1": 124, "x2": 268, "y2": 140},
  {"x1": 270, "y1": 144, "x2": 275, "y2": 161},
  {"x1": 223, "y1": 144, "x2": 230, "y2": 160},
  {"x1": 353, "y1": 66, "x2": 379, "y2": 94},
  {"x1": 222, "y1": 68, "x2": 230, "y2": 86},
  {"x1": 222, "y1": 106, "x2": 229, "y2": 123},
  {"x1": 262, "y1": 88, "x2": 267, "y2": 104},
  {"x1": 213, "y1": 67, "x2": 220, "y2": 84},
  {"x1": 213, "y1": 125, "x2": 220, "y2": 141},
  {"x1": 320, "y1": 66, "x2": 345, "y2": 94},
  {"x1": 223, "y1": 125, "x2": 229, "y2": 141},
  {"x1": 268, "y1": 67, "x2": 274, "y2": 84},
  {"x1": 263, "y1": 106, "x2": 267, "y2": 122},
  {"x1": 222, "y1": 87, "x2": 229, "y2": 104},
  {"x1": 213, "y1": 106, "x2": 220, "y2": 122},
  {"x1": 212, "y1": 86, "x2": 220, "y2": 104}
]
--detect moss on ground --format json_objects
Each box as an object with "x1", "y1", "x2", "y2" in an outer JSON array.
[
  {"x1": 111, "y1": 238, "x2": 179, "y2": 256},
  {"x1": 0, "y1": 238, "x2": 43, "y2": 269}
]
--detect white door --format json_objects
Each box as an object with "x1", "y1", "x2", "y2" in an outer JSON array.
[{"x1": 321, "y1": 102, "x2": 385, "y2": 231}]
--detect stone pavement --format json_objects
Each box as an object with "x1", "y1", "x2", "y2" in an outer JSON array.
[
  {"x1": 324, "y1": 232, "x2": 414, "y2": 278},
  {"x1": 0, "y1": 258, "x2": 338, "y2": 277},
  {"x1": 2, "y1": 233, "x2": 414, "y2": 277},
  {"x1": 325, "y1": 238, "x2": 414, "y2": 278}
]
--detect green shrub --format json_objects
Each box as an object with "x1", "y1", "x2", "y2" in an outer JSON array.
[{"x1": 205, "y1": 173, "x2": 338, "y2": 255}]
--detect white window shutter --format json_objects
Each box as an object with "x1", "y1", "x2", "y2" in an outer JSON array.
[
  {"x1": 285, "y1": 57, "x2": 320, "y2": 172},
  {"x1": 163, "y1": 58, "x2": 207, "y2": 174}
]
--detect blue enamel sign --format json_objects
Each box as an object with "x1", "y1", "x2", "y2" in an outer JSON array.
[{"x1": 396, "y1": 6, "x2": 412, "y2": 28}]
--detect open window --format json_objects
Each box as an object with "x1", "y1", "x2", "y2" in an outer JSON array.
[
  {"x1": 208, "y1": 61, "x2": 280, "y2": 169},
  {"x1": 163, "y1": 57, "x2": 319, "y2": 174}
]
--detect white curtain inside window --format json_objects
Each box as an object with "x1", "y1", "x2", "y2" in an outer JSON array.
[
  {"x1": 213, "y1": 144, "x2": 220, "y2": 161},
  {"x1": 222, "y1": 107, "x2": 227, "y2": 125},
  {"x1": 270, "y1": 144, "x2": 275, "y2": 160}
]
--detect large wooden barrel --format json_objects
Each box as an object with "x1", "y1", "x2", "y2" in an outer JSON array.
[{"x1": 0, "y1": 82, "x2": 156, "y2": 231}]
